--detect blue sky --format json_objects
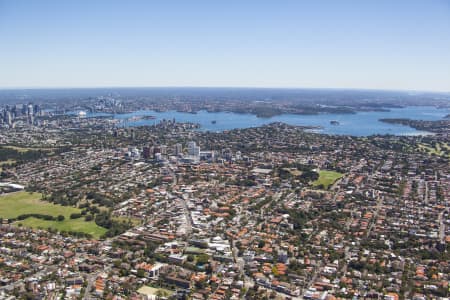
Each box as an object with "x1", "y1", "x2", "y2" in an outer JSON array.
[{"x1": 0, "y1": 0, "x2": 449, "y2": 91}]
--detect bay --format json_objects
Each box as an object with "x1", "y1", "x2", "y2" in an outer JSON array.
[{"x1": 80, "y1": 106, "x2": 449, "y2": 136}]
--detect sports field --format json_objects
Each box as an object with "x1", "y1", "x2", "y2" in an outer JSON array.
[
  {"x1": 313, "y1": 170, "x2": 344, "y2": 189},
  {"x1": 0, "y1": 191, "x2": 106, "y2": 238}
]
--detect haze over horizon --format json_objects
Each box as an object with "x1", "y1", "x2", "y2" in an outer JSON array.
[{"x1": 1, "y1": 0, "x2": 449, "y2": 92}]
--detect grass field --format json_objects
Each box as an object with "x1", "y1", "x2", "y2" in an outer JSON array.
[
  {"x1": 313, "y1": 170, "x2": 344, "y2": 189},
  {"x1": 137, "y1": 286, "x2": 174, "y2": 298},
  {"x1": 417, "y1": 142, "x2": 450, "y2": 158},
  {"x1": 0, "y1": 192, "x2": 106, "y2": 238},
  {"x1": 18, "y1": 217, "x2": 106, "y2": 237}
]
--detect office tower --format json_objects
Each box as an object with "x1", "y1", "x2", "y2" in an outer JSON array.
[
  {"x1": 174, "y1": 143, "x2": 183, "y2": 156},
  {"x1": 143, "y1": 146, "x2": 151, "y2": 159},
  {"x1": 6, "y1": 111, "x2": 12, "y2": 126},
  {"x1": 27, "y1": 104, "x2": 34, "y2": 116},
  {"x1": 188, "y1": 141, "x2": 200, "y2": 158},
  {"x1": 160, "y1": 145, "x2": 167, "y2": 155}
]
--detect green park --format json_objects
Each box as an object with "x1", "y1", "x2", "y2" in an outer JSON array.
[
  {"x1": 0, "y1": 191, "x2": 107, "y2": 238},
  {"x1": 313, "y1": 170, "x2": 344, "y2": 189}
]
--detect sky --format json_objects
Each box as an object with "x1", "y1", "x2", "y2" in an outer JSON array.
[{"x1": 0, "y1": 0, "x2": 449, "y2": 91}]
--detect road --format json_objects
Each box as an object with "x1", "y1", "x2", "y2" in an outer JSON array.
[
  {"x1": 83, "y1": 272, "x2": 98, "y2": 300},
  {"x1": 302, "y1": 261, "x2": 324, "y2": 299},
  {"x1": 438, "y1": 209, "x2": 447, "y2": 244},
  {"x1": 366, "y1": 195, "x2": 382, "y2": 238},
  {"x1": 179, "y1": 196, "x2": 193, "y2": 238}
]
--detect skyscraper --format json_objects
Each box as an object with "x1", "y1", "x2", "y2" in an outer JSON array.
[
  {"x1": 188, "y1": 141, "x2": 200, "y2": 158},
  {"x1": 174, "y1": 143, "x2": 183, "y2": 156}
]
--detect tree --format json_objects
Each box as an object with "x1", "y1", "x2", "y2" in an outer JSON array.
[
  {"x1": 155, "y1": 290, "x2": 169, "y2": 300},
  {"x1": 137, "y1": 269, "x2": 146, "y2": 278},
  {"x1": 258, "y1": 240, "x2": 265, "y2": 248},
  {"x1": 196, "y1": 254, "x2": 210, "y2": 265},
  {"x1": 70, "y1": 213, "x2": 82, "y2": 219},
  {"x1": 235, "y1": 241, "x2": 242, "y2": 249},
  {"x1": 57, "y1": 215, "x2": 65, "y2": 221}
]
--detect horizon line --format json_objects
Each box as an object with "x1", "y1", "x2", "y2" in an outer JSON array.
[{"x1": 0, "y1": 85, "x2": 449, "y2": 94}]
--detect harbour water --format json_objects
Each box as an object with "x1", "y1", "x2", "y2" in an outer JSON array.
[{"x1": 80, "y1": 106, "x2": 449, "y2": 136}]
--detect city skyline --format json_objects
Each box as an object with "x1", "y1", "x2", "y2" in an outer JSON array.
[{"x1": 0, "y1": 0, "x2": 450, "y2": 92}]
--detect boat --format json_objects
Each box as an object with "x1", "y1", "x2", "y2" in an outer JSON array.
[
  {"x1": 330, "y1": 120, "x2": 340, "y2": 125},
  {"x1": 211, "y1": 120, "x2": 217, "y2": 124}
]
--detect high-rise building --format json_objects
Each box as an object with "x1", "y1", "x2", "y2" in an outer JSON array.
[
  {"x1": 174, "y1": 143, "x2": 183, "y2": 156},
  {"x1": 33, "y1": 104, "x2": 41, "y2": 116},
  {"x1": 160, "y1": 145, "x2": 167, "y2": 155},
  {"x1": 27, "y1": 104, "x2": 34, "y2": 116},
  {"x1": 27, "y1": 114, "x2": 34, "y2": 125},
  {"x1": 188, "y1": 141, "x2": 200, "y2": 158},
  {"x1": 143, "y1": 146, "x2": 152, "y2": 159},
  {"x1": 6, "y1": 111, "x2": 12, "y2": 126}
]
